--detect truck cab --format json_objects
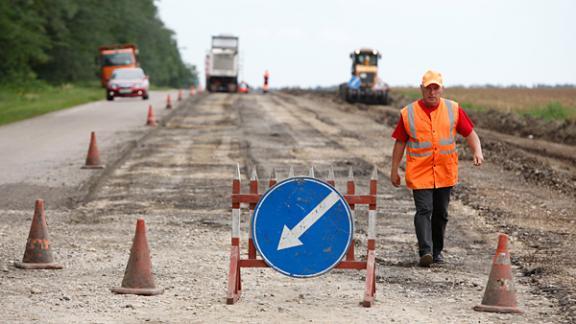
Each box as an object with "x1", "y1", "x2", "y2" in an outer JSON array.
[
  {"x1": 98, "y1": 44, "x2": 139, "y2": 87},
  {"x1": 339, "y1": 48, "x2": 389, "y2": 104},
  {"x1": 350, "y1": 49, "x2": 380, "y2": 90}
]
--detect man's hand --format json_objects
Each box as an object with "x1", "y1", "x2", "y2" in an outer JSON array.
[
  {"x1": 465, "y1": 130, "x2": 484, "y2": 167},
  {"x1": 390, "y1": 169, "x2": 401, "y2": 187},
  {"x1": 390, "y1": 140, "x2": 407, "y2": 188},
  {"x1": 473, "y1": 151, "x2": 484, "y2": 166}
]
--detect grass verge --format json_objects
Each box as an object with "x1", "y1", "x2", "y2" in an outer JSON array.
[
  {"x1": 524, "y1": 102, "x2": 574, "y2": 121},
  {"x1": 394, "y1": 87, "x2": 576, "y2": 121},
  {"x1": 0, "y1": 82, "x2": 103, "y2": 126}
]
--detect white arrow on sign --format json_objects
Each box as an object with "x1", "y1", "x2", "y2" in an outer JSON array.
[{"x1": 277, "y1": 191, "x2": 340, "y2": 250}]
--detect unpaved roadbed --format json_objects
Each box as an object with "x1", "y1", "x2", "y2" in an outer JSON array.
[{"x1": 1, "y1": 92, "x2": 573, "y2": 323}]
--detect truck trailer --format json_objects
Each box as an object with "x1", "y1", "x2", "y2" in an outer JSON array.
[{"x1": 205, "y1": 35, "x2": 239, "y2": 93}]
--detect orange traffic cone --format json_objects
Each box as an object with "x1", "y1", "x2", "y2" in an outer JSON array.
[
  {"x1": 15, "y1": 199, "x2": 63, "y2": 270},
  {"x1": 474, "y1": 233, "x2": 522, "y2": 314},
  {"x1": 82, "y1": 131, "x2": 104, "y2": 169},
  {"x1": 146, "y1": 105, "x2": 157, "y2": 127},
  {"x1": 111, "y1": 219, "x2": 163, "y2": 296},
  {"x1": 166, "y1": 94, "x2": 172, "y2": 109},
  {"x1": 177, "y1": 89, "x2": 183, "y2": 101}
]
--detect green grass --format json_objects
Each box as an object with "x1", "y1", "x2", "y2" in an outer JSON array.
[
  {"x1": 394, "y1": 89, "x2": 421, "y2": 100},
  {"x1": 459, "y1": 101, "x2": 488, "y2": 112},
  {"x1": 0, "y1": 82, "x2": 103, "y2": 126},
  {"x1": 524, "y1": 101, "x2": 575, "y2": 121},
  {"x1": 149, "y1": 84, "x2": 173, "y2": 91}
]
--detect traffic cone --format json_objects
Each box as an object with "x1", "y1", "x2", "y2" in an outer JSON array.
[
  {"x1": 177, "y1": 89, "x2": 183, "y2": 101},
  {"x1": 146, "y1": 105, "x2": 157, "y2": 127},
  {"x1": 82, "y1": 131, "x2": 104, "y2": 169},
  {"x1": 473, "y1": 233, "x2": 522, "y2": 314},
  {"x1": 166, "y1": 94, "x2": 172, "y2": 109},
  {"x1": 15, "y1": 199, "x2": 63, "y2": 270},
  {"x1": 111, "y1": 219, "x2": 163, "y2": 296}
]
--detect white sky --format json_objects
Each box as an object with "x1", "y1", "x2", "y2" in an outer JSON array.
[{"x1": 157, "y1": 0, "x2": 575, "y2": 88}]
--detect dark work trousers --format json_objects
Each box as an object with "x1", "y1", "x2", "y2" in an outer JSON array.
[{"x1": 412, "y1": 187, "x2": 452, "y2": 257}]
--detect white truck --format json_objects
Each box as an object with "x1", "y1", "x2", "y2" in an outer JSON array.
[{"x1": 205, "y1": 35, "x2": 239, "y2": 92}]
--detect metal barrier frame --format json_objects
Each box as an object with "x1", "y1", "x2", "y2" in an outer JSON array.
[{"x1": 227, "y1": 165, "x2": 378, "y2": 307}]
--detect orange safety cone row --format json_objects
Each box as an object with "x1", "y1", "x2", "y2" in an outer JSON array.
[
  {"x1": 146, "y1": 105, "x2": 157, "y2": 127},
  {"x1": 166, "y1": 94, "x2": 172, "y2": 109},
  {"x1": 82, "y1": 131, "x2": 104, "y2": 169},
  {"x1": 111, "y1": 219, "x2": 164, "y2": 296},
  {"x1": 15, "y1": 199, "x2": 63, "y2": 270},
  {"x1": 177, "y1": 89, "x2": 183, "y2": 101},
  {"x1": 474, "y1": 233, "x2": 522, "y2": 314}
]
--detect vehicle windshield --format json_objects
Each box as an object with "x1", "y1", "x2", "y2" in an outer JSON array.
[
  {"x1": 103, "y1": 53, "x2": 134, "y2": 66},
  {"x1": 354, "y1": 54, "x2": 378, "y2": 66},
  {"x1": 111, "y1": 69, "x2": 145, "y2": 80}
]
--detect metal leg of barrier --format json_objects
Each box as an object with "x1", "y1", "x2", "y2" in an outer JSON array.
[
  {"x1": 362, "y1": 250, "x2": 377, "y2": 307},
  {"x1": 226, "y1": 245, "x2": 242, "y2": 304}
]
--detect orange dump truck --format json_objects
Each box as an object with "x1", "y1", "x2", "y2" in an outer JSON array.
[{"x1": 97, "y1": 44, "x2": 139, "y2": 87}]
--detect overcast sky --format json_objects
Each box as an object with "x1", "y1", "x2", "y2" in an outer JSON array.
[{"x1": 157, "y1": 0, "x2": 575, "y2": 88}]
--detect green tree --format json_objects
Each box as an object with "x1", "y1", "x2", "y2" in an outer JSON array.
[
  {"x1": 0, "y1": 0, "x2": 196, "y2": 87},
  {"x1": 0, "y1": 0, "x2": 51, "y2": 83}
]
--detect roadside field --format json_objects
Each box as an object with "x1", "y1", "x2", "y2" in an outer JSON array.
[
  {"x1": 394, "y1": 87, "x2": 576, "y2": 121},
  {"x1": 0, "y1": 83, "x2": 103, "y2": 126}
]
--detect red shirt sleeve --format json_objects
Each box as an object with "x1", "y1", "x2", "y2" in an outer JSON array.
[
  {"x1": 456, "y1": 105, "x2": 474, "y2": 137},
  {"x1": 392, "y1": 115, "x2": 408, "y2": 142}
]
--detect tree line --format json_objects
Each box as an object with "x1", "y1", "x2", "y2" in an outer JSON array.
[{"x1": 0, "y1": 0, "x2": 196, "y2": 87}]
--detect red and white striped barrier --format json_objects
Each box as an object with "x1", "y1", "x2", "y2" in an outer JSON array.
[{"x1": 227, "y1": 164, "x2": 379, "y2": 307}]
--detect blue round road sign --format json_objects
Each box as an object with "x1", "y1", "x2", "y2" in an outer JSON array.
[{"x1": 252, "y1": 177, "x2": 353, "y2": 278}]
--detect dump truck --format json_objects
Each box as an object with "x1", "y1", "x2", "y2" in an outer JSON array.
[
  {"x1": 339, "y1": 48, "x2": 389, "y2": 104},
  {"x1": 97, "y1": 44, "x2": 139, "y2": 87},
  {"x1": 205, "y1": 35, "x2": 239, "y2": 92}
]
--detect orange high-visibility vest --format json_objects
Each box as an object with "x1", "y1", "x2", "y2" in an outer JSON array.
[{"x1": 400, "y1": 98, "x2": 459, "y2": 189}]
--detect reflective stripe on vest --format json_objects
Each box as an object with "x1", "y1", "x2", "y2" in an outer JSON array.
[
  {"x1": 439, "y1": 99, "x2": 455, "y2": 146},
  {"x1": 407, "y1": 151, "x2": 432, "y2": 157},
  {"x1": 406, "y1": 103, "x2": 432, "y2": 149}
]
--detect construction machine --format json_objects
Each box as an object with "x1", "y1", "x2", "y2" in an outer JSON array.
[
  {"x1": 205, "y1": 35, "x2": 239, "y2": 92},
  {"x1": 339, "y1": 48, "x2": 389, "y2": 104}
]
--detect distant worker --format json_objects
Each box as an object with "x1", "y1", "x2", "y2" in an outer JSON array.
[
  {"x1": 263, "y1": 70, "x2": 270, "y2": 93},
  {"x1": 389, "y1": 70, "x2": 484, "y2": 267}
]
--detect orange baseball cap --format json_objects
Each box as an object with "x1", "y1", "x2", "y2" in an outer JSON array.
[{"x1": 421, "y1": 70, "x2": 443, "y2": 87}]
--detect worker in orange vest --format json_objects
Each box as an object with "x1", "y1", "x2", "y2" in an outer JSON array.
[
  {"x1": 390, "y1": 70, "x2": 484, "y2": 267},
  {"x1": 263, "y1": 70, "x2": 270, "y2": 93}
]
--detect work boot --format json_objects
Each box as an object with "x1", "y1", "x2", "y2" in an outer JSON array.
[
  {"x1": 419, "y1": 254, "x2": 433, "y2": 267},
  {"x1": 433, "y1": 252, "x2": 445, "y2": 264}
]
